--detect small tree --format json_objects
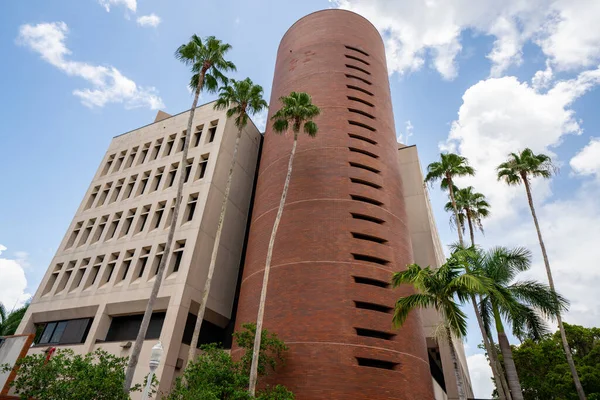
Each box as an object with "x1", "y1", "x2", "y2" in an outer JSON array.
[
  {"x1": 0, "y1": 303, "x2": 28, "y2": 336},
  {"x1": 2, "y1": 348, "x2": 143, "y2": 400}
]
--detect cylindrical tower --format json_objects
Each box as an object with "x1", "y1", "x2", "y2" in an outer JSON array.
[{"x1": 233, "y1": 9, "x2": 434, "y2": 399}]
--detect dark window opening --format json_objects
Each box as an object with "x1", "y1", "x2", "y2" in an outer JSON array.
[
  {"x1": 349, "y1": 120, "x2": 376, "y2": 131},
  {"x1": 352, "y1": 253, "x2": 390, "y2": 265},
  {"x1": 181, "y1": 313, "x2": 227, "y2": 348},
  {"x1": 348, "y1": 108, "x2": 375, "y2": 119},
  {"x1": 348, "y1": 133, "x2": 377, "y2": 145},
  {"x1": 347, "y1": 96, "x2": 374, "y2": 107},
  {"x1": 345, "y1": 54, "x2": 370, "y2": 65},
  {"x1": 350, "y1": 177, "x2": 382, "y2": 189},
  {"x1": 351, "y1": 232, "x2": 387, "y2": 244},
  {"x1": 354, "y1": 301, "x2": 393, "y2": 313},
  {"x1": 356, "y1": 357, "x2": 397, "y2": 370},
  {"x1": 346, "y1": 64, "x2": 371, "y2": 75},
  {"x1": 355, "y1": 328, "x2": 395, "y2": 340},
  {"x1": 345, "y1": 74, "x2": 372, "y2": 85},
  {"x1": 351, "y1": 212, "x2": 385, "y2": 224},
  {"x1": 347, "y1": 85, "x2": 374, "y2": 96},
  {"x1": 105, "y1": 312, "x2": 165, "y2": 342},
  {"x1": 353, "y1": 276, "x2": 390, "y2": 288},
  {"x1": 350, "y1": 194, "x2": 383, "y2": 206},
  {"x1": 137, "y1": 257, "x2": 148, "y2": 278},
  {"x1": 208, "y1": 126, "x2": 217, "y2": 142},
  {"x1": 345, "y1": 45, "x2": 370, "y2": 57},
  {"x1": 36, "y1": 318, "x2": 93, "y2": 345},
  {"x1": 349, "y1": 147, "x2": 379, "y2": 159}
]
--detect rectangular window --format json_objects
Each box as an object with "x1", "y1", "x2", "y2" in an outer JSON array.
[
  {"x1": 97, "y1": 183, "x2": 112, "y2": 207},
  {"x1": 101, "y1": 154, "x2": 115, "y2": 176},
  {"x1": 164, "y1": 134, "x2": 176, "y2": 157},
  {"x1": 170, "y1": 240, "x2": 185, "y2": 273},
  {"x1": 184, "y1": 158, "x2": 193, "y2": 183},
  {"x1": 123, "y1": 175, "x2": 137, "y2": 200},
  {"x1": 120, "y1": 250, "x2": 135, "y2": 281},
  {"x1": 109, "y1": 179, "x2": 124, "y2": 204},
  {"x1": 65, "y1": 222, "x2": 83, "y2": 249},
  {"x1": 165, "y1": 200, "x2": 176, "y2": 228},
  {"x1": 196, "y1": 154, "x2": 209, "y2": 180},
  {"x1": 152, "y1": 201, "x2": 166, "y2": 229},
  {"x1": 70, "y1": 258, "x2": 90, "y2": 291},
  {"x1": 193, "y1": 125, "x2": 204, "y2": 147},
  {"x1": 85, "y1": 255, "x2": 104, "y2": 289},
  {"x1": 120, "y1": 209, "x2": 136, "y2": 238},
  {"x1": 92, "y1": 215, "x2": 109, "y2": 243},
  {"x1": 138, "y1": 142, "x2": 151, "y2": 165},
  {"x1": 177, "y1": 132, "x2": 186, "y2": 152},
  {"x1": 36, "y1": 318, "x2": 93, "y2": 345},
  {"x1": 105, "y1": 212, "x2": 122, "y2": 241},
  {"x1": 185, "y1": 193, "x2": 198, "y2": 222},
  {"x1": 84, "y1": 185, "x2": 100, "y2": 210},
  {"x1": 137, "y1": 171, "x2": 151, "y2": 196},
  {"x1": 42, "y1": 272, "x2": 59, "y2": 295},
  {"x1": 152, "y1": 244, "x2": 165, "y2": 276},
  {"x1": 151, "y1": 168, "x2": 164, "y2": 192},
  {"x1": 78, "y1": 219, "x2": 96, "y2": 247},
  {"x1": 150, "y1": 139, "x2": 163, "y2": 161},
  {"x1": 105, "y1": 312, "x2": 165, "y2": 341},
  {"x1": 125, "y1": 147, "x2": 138, "y2": 169},
  {"x1": 136, "y1": 205, "x2": 151, "y2": 233},
  {"x1": 102, "y1": 253, "x2": 119, "y2": 285},
  {"x1": 166, "y1": 163, "x2": 179, "y2": 188},
  {"x1": 208, "y1": 122, "x2": 218, "y2": 143},
  {"x1": 134, "y1": 247, "x2": 151, "y2": 279},
  {"x1": 113, "y1": 150, "x2": 127, "y2": 173},
  {"x1": 55, "y1": 270, "x2": 72, "y2": 293}
]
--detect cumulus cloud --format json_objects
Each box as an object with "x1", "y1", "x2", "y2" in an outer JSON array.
[
  {"x1": 570, "y1": 137, "x2": 600, "y2": 178},
  {"x1": 443, "y1": 66, "x2": 600, "y2": 221},
  {"x1": 467, "y1": 353, "x2": 494, "y2": 398},
  {"x1": 331, "y1": 0, "x2": 600, "y2": 79},
  {"x1": 0, "y1": 245, "x2": 32, "y2": 310},
  {"x1": 137, "y1": 14, "x2": 161, "y2": 28},
  {"x1": 17, "y1": 22, "x2": 164, "y2": 109},
  {"x1": 98, "y1": 0, "x2": 137, "y2": 13},
  {"x1": 397, "y1": 120, "x2": 414, "y2": 145}
]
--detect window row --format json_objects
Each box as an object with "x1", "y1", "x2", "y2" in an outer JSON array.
[
  {"x1": 86, "y1": 155, "x2": 209, "y2": 210},
  {"x1": 45, "y1": 240, "x2": 187, "y2": 296},
  {"x1": 67, "y1": 193, "x2": 198, "y2": 250},
  {"x1": 100, "y1": 121, "x2": 218, "y2": 177}
]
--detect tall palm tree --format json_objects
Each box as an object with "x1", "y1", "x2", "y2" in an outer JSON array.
[
  {"x1": 497, "y1": 148, "x2": 586, "y2": 400},
  {"x1": 0, "y1": 303, "x2": 29, "y2": 336},
  {"x1": 444, "y1": 186, "x2": 490, "y2": 247},
  {"x1": 124, "y1": 35, "x2": 236, "y2": 391},
  {"x1": 187, "y1": 78, "x2": 267, "y2": 363},
  {"x1": 392, "y1": 260, "x2": 488, "y2": 400},
  {"x1": 247, "y1": 92, "x2": 320, "y2": 396},
  {"x1": 473, "y1": 247, "x2": 568, "y2": 400},
  {"x1": 425, "y1": 153, "x2": 475, "y2": 247}
]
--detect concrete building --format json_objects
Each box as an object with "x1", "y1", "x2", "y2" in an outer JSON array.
[{"x1": 17, "y1": 9, "x2": 472, "y2": 400}]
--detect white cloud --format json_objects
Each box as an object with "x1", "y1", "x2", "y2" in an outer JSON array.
[
  {"x1": 532, "y1": 61, "x2": 554, "y2": 90},
  {"x1": 17, "y1": 22, "x2": 164, "y2": 109},
  {"x1": 331, "y1": 0, "x2": 600, "y2": 79},
  {"x1": 0, "y1": 245, "x2": 32, "y2": 310},
  {"x1": 443, "y1": 66, "x2": 600, "y2": 221},
  {"x1": 570, "y1": 137, "x2": 600, "y2": 178},
  {"x1": 137, "y1": 14, "x2": 161, "y2": 28},
  {"x1": 467, "y1": 353, "x2": 494, "y2": 398},
  {"x1": 98, "y1": 0, "x2": 137, "y2": 13},
  {"x1": 398, "y1": 120, "x2": 414, "y2": 145},
  {"x1": 251, "y1": 108, "x2": 268, "y2": 132}
]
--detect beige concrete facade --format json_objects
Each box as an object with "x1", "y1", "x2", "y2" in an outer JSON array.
[
  {"x1": 398, "y1": 144, "x2": 474, "y2": 400},
  {"x1": 17, "y1": 101, "x2": 262, "y2": 396}
]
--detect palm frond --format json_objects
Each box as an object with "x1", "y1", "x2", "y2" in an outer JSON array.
[{"x1": 393, "y1": 294, "x2": 436, "y2": 328}]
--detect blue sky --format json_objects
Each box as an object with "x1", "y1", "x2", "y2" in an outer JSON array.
[{"x1": 2, "y1": 0, "x2": 600, "y2": 396}]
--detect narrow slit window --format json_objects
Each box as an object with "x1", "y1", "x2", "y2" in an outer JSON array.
[
  {"x1": 185, "y1": 193, "x2": 198, "y2": 222},
  {"x1": 349, "y1": 120, "x2": 376, "y2": 132},
  {"x1": 184, "y1": 158, "x2": 193, "y2": 183},
  {"x1": 347, "y1": 85, "x2": 374, "y2": 96},
  {"x1": 170, "y1": 240, "x2": 185, "y2": 273},
  {"x1": 166, "y1": 163, "x2": 179, "y2": 188},
  {"x1": 345, "y1": 74, "x2": 372, "y2": 85},
  {"x1": 103, "y1": 253, "x2": 119, "y2": 285},
  {"x1": 119, "y1": 250, "x2": 135, "y2": 281},
  {"x1": 85, "y1": 255, "x2": 104, "y2": 288},
  {"x1": 92, "y1": 215, "x2": 109, "y2": 243},
  {"x1": 120, "y1": 209, "x2": 136, "y2": 238},
  {"x1": 355, "y1": 328, "x2": 395, "y2": 340},
  {"x1": 349, "y1": 162, "x2": 380, "y2": 174},
  {"x1": 152, "y1": 244, "x2": 166, "y2": 276},
  {"x1": 109, "y1": 179, "x2": 124, "y2": 203},
  {"x1": 346, "y1": 64, "x2": 371, "y2": 75},
  {"x1": 66, "y1": 222, "x2": 83, "y2": 249},
  {"x1": 354, "y1": 301, "x2": 392, "y2": 313},
  {"x1": 138, "y1": 143, "x2": 151, "y2": 165},
  {"x1": 353, "y1": 276, "x2": 390, "y2": 288},
  {"x1": 351, "y1": 232, "x2": 387, "y2": 244},
  {"x1": 196, "y1": 154, "x2": 209, "y2": 180},
  {"x1": 105, "y1": 212, "x2": 122, "y2": 241},
  {"x1": 135, "y1": 247, "x2": 151, "y2": 279},
  {"x1": 352, "y1": 253, "x2": 390, "y2": 265},
  {"x1": 177, "y1": 132, "x2": 186, "y2": 152},
  {"x1": 350, "y1": 194, "x2": 384, "y2": 206},
  {"x1": 112, "y1": 151, "x2": 126, "y2": 173},
  {"x1": 85, "y1": 186, "x2": 101, "y2": 210},
  {"x1": 150, "y1": 139, "x2": 163, "y2": 161},
  {"x1": 165, "y1": 199, "x2": 176, "y2": 228},
  {"x1": 55, "y1": 270, "x2": 72, "y2": 293},
  {"x1": 164, "y1": 134, "x2": 176, "y2": 157},
  {"x1": 136, "y1": 205, "x2": 151, "y2": 233},
  {"x1": 101, "y1": 154, "x2": 115, "y2": 176},
  {"x1": 78, "y1": 219, "x2": 96, "y2": 247},
  {"x1": 347, "y1": 96, "x2": 374, "y2": 107},
  {"x1": 356, "y1": 357, "x2": 397, "y2": 370},
  {"x1": 345, "y1": 45, "x2": 370, "y2": 57},
  {"x1": 348, "y1": 108, "x2": 375, "y2": 119},
  {"x1": 137, "y1": 171, "x2": 151, "y2": 196},
  {"x1": 151, "y1": 168, "x2": 164, "y2": 192},
  {"x1": 125, "y1": 147, "x2": 138, "y2": 169},
  {"x1": 43, "y1": 272, "x2": 59, "y2": 295},
  {"x1": 348, "y1": 133, "x2": 377, "y2": 145},
  {"x1": 207, "y1": 123, "x2": 217, "y2": 143},
  {"x1": 96, "y1": 183, "x2": 112, "y2": 207},
  {"x1": 345, "y1": 54, "x2": 370, "y2": 65},
  {"x1": 70, "y1": 258, "x2": 90, "y2": 291},
  {"x1": 351, "y1": 212, "x2": 385, "y2": 224},
  {"x1": 123, "y1": 175, "x2": 137, "y2": 200},
  {"x1": 349, "y1": 147, "x2": 379, "y2": 159},
  {"x1": 193, "y1": 125, "x2": 204, "y2": 147},
  {"x1": 152, "y1": 201, "x2": 166, "y2": 229},
  {"x1": 350, "y1": 177, "x2": 382, "y2": 189}
]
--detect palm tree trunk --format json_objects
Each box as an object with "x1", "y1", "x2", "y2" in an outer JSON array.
[
  {"x1": 187, "y1": 124, "x2": 244, "y2": 364},
  {"x1": 488, "y1": 330, "x2": 512, "y2": 400},
  {"x1": 447, "y1": 175, "x2": 464, "y2": 247},
  {"x1": 522, "y1": 176, "x2": 586, "y2": 400},
  {"x1": 446, "y1": 326, "x2": 467, "y2": 400},
  {"x1": 493, "y1": 305, "x2": 524, "y2": 400},
  {"x1": 466, "y1": 210, "x2": 475, "y2": 247},
  {"x1": 248, "y1": 135, "x2": 298, "y2": 396},
  {"x1": 123, "y1": 69, "x2": 206, "y2": 392}
]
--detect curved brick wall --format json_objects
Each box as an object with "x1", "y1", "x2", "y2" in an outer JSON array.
[{"x1": 233, "y1": 9, "x2": 434, "y2": 399}]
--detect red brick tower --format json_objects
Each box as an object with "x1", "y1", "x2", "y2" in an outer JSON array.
[{"x1": 233, "y1": 9, "x2": 434, "y2": 399}]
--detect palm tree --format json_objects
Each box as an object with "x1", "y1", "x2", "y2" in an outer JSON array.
[
  {"x1": 187, "y1": 78, "x2": 267, "y2": 363},
  {"x1": 0, "y1": 303, "x2": 29, "y2": 336},
  {"x1": 247, "y1": 92, "x2": 320, "y2": 396},
  {"x1": 392, "y1": 259, "x2": 488, "y2": 400},
  {"x1": 123, "y1": 35, "x2": 236, "y2": 391},
  {"x1": 473, "y1": 246, "x2": 568, "y2": 400},
  {"x1": 444, "y1": 186, "x2": 490, "y2": 247},
  {"x1": 497, "y1": 148, "x2": 586, "y2": 400},
  {"x1": 425, "y1": 153, "x2": 475, "y2": 247}
]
